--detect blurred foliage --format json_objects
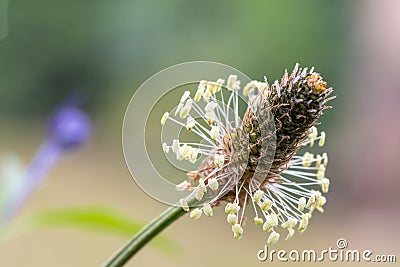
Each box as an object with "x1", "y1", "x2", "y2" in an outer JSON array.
[
  {"x1": 0, "y1": 0, "x2": 352, "y2": 121},
  {"x1": 0, "y1": 154, "x2": 24, "y2": 208},
  {"x1": 23, "y1": 206, "x2": 178, "y2": 256}
]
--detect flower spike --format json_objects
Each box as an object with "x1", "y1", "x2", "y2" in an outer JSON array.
[{"x1": 161, "y1": 64, "x2": 334, "y2": 244}]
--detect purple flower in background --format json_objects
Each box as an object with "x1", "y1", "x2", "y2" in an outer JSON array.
[
  {"x1": 0, "y1": 104, "x2": 91, "y2": 229},
  {"x1": 48, "y1": 106, "x2": 91, "y2": 149}
]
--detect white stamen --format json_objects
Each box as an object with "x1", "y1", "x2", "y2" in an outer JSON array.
[
  {"x1": 225, "y1": 202, "x2": 240, "y2": 214},
  {"x1": 298, "y1": 213, "x2": 310, "y2": 232},
  {"x1": 260, "y1": 198, "x2": 273, "y2": 212},
  {"x1": 308, "y1": 126, "x2": 318, "y2": 147},
  {"x1": 316, "y1": 154, "x2": 322, "y2": 168},
  {"x1": 198, "y1": 178, "x2": 207, "y2": 193},
  {"x1": 207, "y1": 82, "x2": 216, "y2": 95},
  {"x1": 232, "y1": 223, "x2": 243, "y2": 239},
  {"x1": 205, "y1": 101, "x2": 218, "y2": 113},
  {"x1": 203, "y1": 204, "x2": 213, "y2": 217},
  {"x1": 194, "y1": 80, "x2": 207, "y2": 102},
  {"x1": 214, "y1": 154, "x2": 225, "y2": 168},
  {"x1": 179, "y1": 144, "x2": 192, "y2": 159},
  {"x1": 194, "y1": 186, "x2": 205, "y2": 201},
  {"x1": 174, "y1": 103, "x2": 184, "y2": 116},
  {"x1": 254, "y1": 217, "x2": 263, "y2": 226},
  {"x1": 281, "y1": 217, "x2": 298, "y2": 229},
  {"x1": 321, "y1": 178, "x2": 330, "y2": 193},
  {"x1": 172, "y1": 139, "x2": 179, "y2": 153},
  {"x1": 161, "y1": 112, "x2": 169, "y2": 125},
  {"x1": 267, "y1": 231, "x2": 280, "y2": 245},
  {"x1": 306, "y1": 194, "x2": 316, "y2": 209},
  {"x1": 286, "y1": 228, "x2": 295, "y2": 240},
  {"x1": 194, "y1": 86, "x2": 205, "y2": 102},
  {"x1": 209, "y1": 125, "x2": 219, "y2": 140},
  {"x1": 298, "y1": 197, "x2": 306, "y2": 212},
  {"x1": 319, "y1": 131, "x2": 326, "y2": 146},
  {"x1": 208, "y1": 178, "x2": 219, "y2": 190},
  {"x1": 317, "y1": 165, "x2": 325, "y2": 180},
  {"x1": 227, "y1": 214, "x2": 237, "y2": 225},
  {"x1": 243, "y1": 81, "x2": 258, "y2": 97},
  {"x1": 203, "y1": 89, "x2": 212, "y2": 100},
  {"x1": 189, "y1": 149, "x2": 198, "y2": 163},
  {"x1": 265, "y1": 213, "x2": 278, "y2": 227},
  {"x1": 162, "y1": 142, "x2": 169, "y2": 153},
  {"x1": 186, "y1": 116, "x2": 196, "y2": 131},
  {"x1": 205, "y1": 111, "x2": 216, "y2": 125},
  {"x1": 190, "y1": 208, "x2": 202, "y2": 220},
  {"x1": 227, "y1": 75, "x2": 238, "y2": 91},
  {"x1": 215, "y1": 78, "x2": 224, "y2": 92},
  {"x1": 180, "y1": 91, "x2": 191, "y2": 103},
  {"x1": 253, "y1": 190, "x2": 264, "y2": 203},
  {"x1": 263, "y1": 221, "x2": 273, "y2": 233},
  {"x1": 317, "y1": 195, "x2": 327, "y2": 207},
  {"x1": 302, "y1": 152, "x2": 314, "y2": 167},
  {"x1": 180, "y1": 198, "x2": 189, "y2": 212},
  {"x1": 180, "y1": 99, "x2": 193, "y2": 118},
  {"x1": 322, "y1": 152, "x2": 328, "y2": 167}
]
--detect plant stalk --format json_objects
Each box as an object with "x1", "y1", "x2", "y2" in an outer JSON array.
[{"x1": 102, "y1": 202, "x2": 187, "y2": 267}]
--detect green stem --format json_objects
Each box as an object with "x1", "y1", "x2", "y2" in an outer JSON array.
[{"x1": 102, "y1": 202, "x2": 187, "y2": 267}]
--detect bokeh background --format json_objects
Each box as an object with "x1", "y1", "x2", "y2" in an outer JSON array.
[{"x1": 1, "y1": 0, "x2": 399, "y2": 266}]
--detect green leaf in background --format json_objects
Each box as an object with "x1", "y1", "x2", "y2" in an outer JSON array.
[{"x1": 25, "y1": 206, "x2": 179, "y2": 257}]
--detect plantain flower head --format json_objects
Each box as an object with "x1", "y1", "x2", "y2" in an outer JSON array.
[{"x1": 161, "y1": 64, "x2": 334, "y2": 243}]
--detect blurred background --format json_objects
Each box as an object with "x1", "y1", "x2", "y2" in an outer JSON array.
[{"x1": 1, "y1": 0, "x2": 399, "y2": 266}]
